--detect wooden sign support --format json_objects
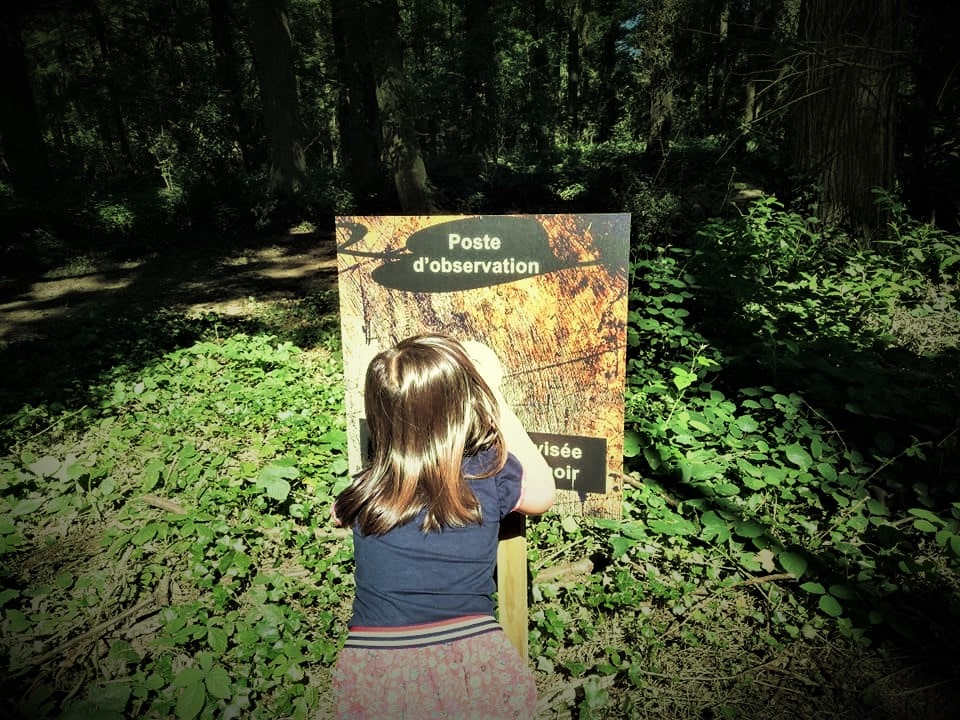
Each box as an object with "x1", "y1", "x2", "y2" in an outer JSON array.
[{"x1": 497, "y1": 513, "x2": 528, "y2": 660}]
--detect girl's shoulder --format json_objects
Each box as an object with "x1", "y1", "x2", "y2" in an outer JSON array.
[
  {"x1": 463, "y1": 445, "x2": 520, "y2": 478},
  {"x1": 466, "y1": 450, "x2": 523, "y2": 521}
]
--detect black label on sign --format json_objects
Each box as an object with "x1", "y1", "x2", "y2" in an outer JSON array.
[
  {"x1": 367, "y1": 216, "x2": 565, "y2": 292},
  {"x1": 528, "y1": 432, "x2": 607, "y2": 494}
]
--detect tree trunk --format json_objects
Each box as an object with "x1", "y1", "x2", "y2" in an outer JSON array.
[
  {"x1": 565, "y1": 0, "x2": 584, "y2": 143},
  {"x1": 247, "y1": 0, "x2": 307, "y2": 200},
  {"x1": 364, "y1": 0, "x2": 434, "y2": 213},
  {"x1": 331, "y1": 0, "x2": 391, "y2": 210},
  {"x1": 527, "y1": 0, "x2": 554, "y2": 158},
  {"x1": 786, "y1": 0, "x2": 905, "y2": 240},
  {"x1": 899, "y1": 0, "x2": 960, "y2": 228},
  {"x1": 743, "y1": 78, "x2": 757, "y2": 127},
  {"x1": 738, "y1": 0, "x2": 800, "y2": 146},
  {"x1": 647, "y1": 68, "x2": 675, "y2": 160},
  {"x1": 208, "y1": 0, "x2": 253, "y2": 169},
  {"x1": 594, "y1": 0, "x2": 621, "y2": 142},
  {"x1": 0, "y1": 1, "x2": 52, "y2": 193},
  {"x1": 464, "y1": 0, "x2": 498, "y2": 162},
  {"x1": 86, "y1": 0, "x2": 134, "y2": 172},
  {"x1": 644, "y1": 0, "x2": 685, "y2": 161},
  {"x1": 706, "y1": 0, "x2": 731, "y2": 130}
]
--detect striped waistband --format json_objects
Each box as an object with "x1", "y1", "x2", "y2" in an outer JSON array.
[{"x1": 344, "y1": 615, "x2": 502, "y2": 649}]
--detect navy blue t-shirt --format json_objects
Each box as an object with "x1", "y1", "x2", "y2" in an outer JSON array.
[{"x1": 349, "y1": 448, "x2": 523, "y2": 627}]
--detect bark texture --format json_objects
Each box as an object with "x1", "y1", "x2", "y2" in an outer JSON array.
[
  {"x1": 248, "y1": 0, "x2": 306, "y2": 198},
  {"x1": 364, "y1": 0, "x2": 433, "y2": 213},
  {"x1": 331, "y1": 0, "x2": 390, "y2": 210},
  {"x1": 208, "y1": 0, "x2": 253, "y2": 168},
  {"x1": 0, "y1": 2, "x2": 51, "y2": 193},
  {"x1": 786, "y1": 0, "x2": 905, "y2": 240}
]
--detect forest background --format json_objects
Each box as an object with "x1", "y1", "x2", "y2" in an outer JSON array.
[{"x1": 1, "y1": 0, "x2": 960, "y2": 718}]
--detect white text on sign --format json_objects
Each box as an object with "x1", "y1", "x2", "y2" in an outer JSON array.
[{"x1": 448, "y1": 233, "x2": 502, "y2": 250}]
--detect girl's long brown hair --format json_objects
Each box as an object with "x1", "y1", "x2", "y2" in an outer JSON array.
[{"x1": 335, "y1": 334, "x2": 507, "y2": 535}]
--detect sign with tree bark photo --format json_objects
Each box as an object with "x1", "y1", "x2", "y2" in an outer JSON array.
[{"x1": 336, "y1": 214, "x2": 630, "y2": 518}]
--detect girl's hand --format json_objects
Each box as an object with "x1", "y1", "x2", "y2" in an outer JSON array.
[{"x1": 462, "y1": 339, "x2": 504, "y2": 391}]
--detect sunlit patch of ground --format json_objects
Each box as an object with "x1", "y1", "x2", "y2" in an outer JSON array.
[{"x1": 0, "y1": 235, "x2": 337, "y2": 344}]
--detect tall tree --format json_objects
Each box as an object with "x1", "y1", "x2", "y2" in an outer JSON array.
[
  {"x1": 331, "y1": 0, "x2": 389, "y2": 210},
  {"x1": 564, "y1": 0, "x2": 586, "y2": 143},
  {"x1": 640, "y1": 0, "x2": 690, "y2": 160},
  {"x1": 248, "y1": 0, "x2": 306, "y2": 199},
  {"x1": 726, "y1": 0, "x2": 798, "y2": 152},
  {"x1": 208, "y1": 0, "x2": 253, "y2": 169},
  {"x1": 0, "y1": 0, "x2": 52, "y2": 193},
  {"x1": 464, "y1": 0, "x2": 498, "y2": 162},
  {"x1": 785, "y1": 0, "x2": 905, "y2": 239},
  {"x1": 363, "y1": 0, "x2": 433, "y2": 212},
  {"x1": 593, "y1": 0, "x2": 625, "y2": 142},
  {"x1": 86, "y1": 0, "x2": 135, "y2": 172},
  {"x1": 527, "y1": 0, "x2": 555, "y2": 158}
]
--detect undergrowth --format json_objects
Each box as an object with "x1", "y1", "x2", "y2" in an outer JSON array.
[{"x1": 1, "y1": 198, "x2": 959, "y2": 719}]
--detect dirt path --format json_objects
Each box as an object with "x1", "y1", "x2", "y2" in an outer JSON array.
[{"x1": 0, "y1": 230, "x2": 338, "y2": 344}]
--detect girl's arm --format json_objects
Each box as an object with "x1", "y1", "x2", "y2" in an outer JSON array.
[
  {"x1": 463, "y1": 340, "x2": 555, "y2": 515},
  {"x1": 495, "y1": 391, "x2": 556, "y2": 515}
]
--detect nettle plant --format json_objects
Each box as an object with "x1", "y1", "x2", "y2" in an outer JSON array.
[
  {"x1": 621, "y1": 197, "x2": 960, "y2": 646},
  {"x1": 1, "y1": 204, "x2": 958, "y2": 719},
  {"x1": 2, "y1": 332, "x2": 352, "y2": 720}
]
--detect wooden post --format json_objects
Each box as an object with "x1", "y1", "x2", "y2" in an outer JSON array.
[{"x1": 497, "y1": 512, "x2": 528, "y2": 661}]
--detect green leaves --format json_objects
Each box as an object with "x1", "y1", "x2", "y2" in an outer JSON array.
[
  {"x1": 733, "y1": 520, "x2": 764, "y2": 539},
  {"x1": 58, "y1": 683, "x2": 131, "y2": 720},
  {"x1": 647, "y1": 510, "x2": 697, "y2": 537},
  {"x1": 818, "y1": 595, "x2": 843, "y2": 618},
  {"x1": 699, "y1": 510, "x2": 731, "y2": 543},
  {"x1": 798, "y1": 581, "x2": 857, "y2": 619},
  {"x1": 1, "y1": 329, "x2": 349, "y2": 719},
  {"x1": 623, "y1": 205, "x2": 960, "y2": 648},
  {"x1": 671, "y1": 366, "x2": 698, "y2": 391},
  {"x1": 175, "y1": 684, "x2": 205, "y2": 720},
  {"x1": 27, "y1": 455, "x2": 61, "y2": 478},
  {"x1": 777, "y1": 551, "x2": 808, "y2": 578},
  {"x1": 3, "y1": 181, "x2": 958, "y2": 720},
  {"x1": 205, "y1": 666, "x2": 232, "y2": 699},
  {"x1": 172, "y1": 655, "x2": 235, "y2": 718},
  {"x1": 623, "y1": 429, "x2": 642, "y2": 458},
  {"x1": 254, "y1": 463, "x2": 299, "y2": 502},
  {"x1": 609, "y1": 534, "x2": 639, "y2": 559},
  {"x1": 783, "y1": 443, "x2": 812, "y2": 469},
  {"x1": 207, "y1": 626, "x2": 228, "y2": 654}
]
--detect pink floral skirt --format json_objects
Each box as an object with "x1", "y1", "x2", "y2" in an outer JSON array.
[{"x1": 332, "y1": 616, "x2": 538, "y2": 719}]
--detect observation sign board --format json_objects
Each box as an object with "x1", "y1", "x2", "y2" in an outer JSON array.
[{"x1": 336, "y1": 214, "x2": 630, "y2": 519}]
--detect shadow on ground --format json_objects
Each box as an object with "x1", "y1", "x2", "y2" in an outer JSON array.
[{"x1": 0, "y1": 228, "x2": 339, "y2": 425}]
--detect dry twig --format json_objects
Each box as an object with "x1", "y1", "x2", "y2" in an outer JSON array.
[{"x1": 17, "y1": 576, "x2": 170, "y2": 668}]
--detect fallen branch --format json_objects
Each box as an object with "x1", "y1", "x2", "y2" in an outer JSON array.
[
  {"x1": 739, "y1": 572, "x2": 795, "y2": 587},
  {"x1": 534, "y1": 558, "x2": 594, "y2": 584},
  {"x1": 139, "y1": 494, "x2": 188, "y2": 515},
  {"x1": 17, "y1": 576, "x2": 170, "y2": 669}
]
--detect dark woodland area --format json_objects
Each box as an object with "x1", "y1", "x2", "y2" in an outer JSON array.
[{"x1": 1, "y1": 1, "x2": 959, "y2": 718}]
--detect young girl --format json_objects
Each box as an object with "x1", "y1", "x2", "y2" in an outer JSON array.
[{"x1": 332, "y1": 334, "x2": 555, "y2": 720}]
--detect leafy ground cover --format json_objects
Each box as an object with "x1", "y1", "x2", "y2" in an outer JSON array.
[{"x1": 1, "y1": 195, "x2": 959, "y2": 719}]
